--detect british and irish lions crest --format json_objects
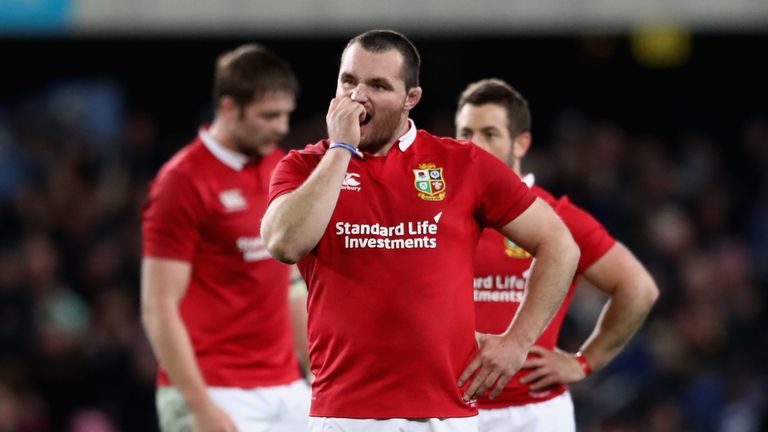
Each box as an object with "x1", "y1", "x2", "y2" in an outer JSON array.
[
  {"x1": 413, "y1": 163, "x2": 446, "y2": 201},
  {"x1": 504, "y1": 238, "x2": 532, "y2": 259}
]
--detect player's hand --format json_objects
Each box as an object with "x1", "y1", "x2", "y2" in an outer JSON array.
[
  {"x1": 191, "y1": 401, "x2": 238, "y2": 432},
  {"x1": 518, "y1": 345, "x2": 587, "y2": 390},
  {"x1": 457, "y1": 332, "x2": 528, "y2": 402},
  {"x1": 326, "y1": 96, "x2": 366, "y2": 147}
]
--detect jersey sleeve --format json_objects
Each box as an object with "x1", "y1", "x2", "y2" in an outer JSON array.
[
  {"x1": 556, "y1": 196, "x2": 616, "y2": 274},
  {"x1": 268, "y1": 150, "x2": 316, "y2": 205},
  {"x1": 472, "y1": 147, "x2": 537, "y2": 230},
  {"x1": 141, "y1": 169, "x2": 205, "y2": 262}
]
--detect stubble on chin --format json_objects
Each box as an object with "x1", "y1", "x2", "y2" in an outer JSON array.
[
  {"x1": 235, "y1": 138, "x2": 276, "y2": 158},
  {"x1": 358, "y1": 117, "x2": 401, "y2": 153}
]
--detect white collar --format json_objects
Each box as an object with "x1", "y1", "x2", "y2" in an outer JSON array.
[
  {"x1": 199, "y1": 128, "x2": 249, "y2": 171},
  {"x1": 522, "y1": 173, "x2": 535, "y2": 188},
  {"x1": 397, "y1": 119, "x2": 417, "y2": 152}
]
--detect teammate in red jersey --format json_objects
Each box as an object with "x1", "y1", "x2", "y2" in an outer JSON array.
[
  {"x1": 141, "y1": 44, "x2": 310, "y2": 432},
  {"x1": 455, "y1": 78, "x2": 659, "y2": 432},
  {"x1": 261, "y1": 30, "x2": 580, "y2": 432}
]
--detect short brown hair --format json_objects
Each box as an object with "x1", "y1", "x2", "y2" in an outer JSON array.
[
  {"x1": 457, "y1": 78, "x2": 531, "y2": 136},
  {"x1": 212, "y1": 44, "x2": 298, "y2": 107},
  {"x1": 344, "y1": 30, "x2": 420, "y2": 90}
]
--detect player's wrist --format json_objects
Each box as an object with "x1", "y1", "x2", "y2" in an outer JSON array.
[
  {"x1": 574, "y1": 351, "x2": 593, "y2": 377},
  {"x1": 499, "y1": 329, "x2": 535, "y2": 354},
  {"x1": 182, "y1": 387, "x2": 215, "y2": 411},
  {"x1": 329, "y1": 141, "x2": 364, "y2": 158}
]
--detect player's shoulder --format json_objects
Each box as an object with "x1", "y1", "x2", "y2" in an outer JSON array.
[
  {"x1": 416, "y1": 129, "x2": 464, "y2": 149},
  {"x1": 155, "y1": 137, "x2": 208, "y2": 181},
  {"x1": 284, "y1": 140, "x2": 329, "y2": 160},
  {"x1": 531, "y1": 184, "x2": 598, "y2": 223},
  {"x1": 547, "y1": 191, "x2": 603, "y2": 231},
  {"x1": 260, "y1": 145, "x2": 288, "y2": 168},
  {"x1": 416, "y1": 130, "x2": 484, "y2": 158},
  {"x1": 266, "y1": 145, "x2": 287, "y2": 159}
]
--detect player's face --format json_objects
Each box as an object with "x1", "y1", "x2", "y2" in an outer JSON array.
[
  {"x1": 337, "y1": 44, "x2": 411, "y2": 151},
  {"x1": 232, "y1": 91, "x2": 295, "y2": 157},
  {"x1": 455, "y1": 103, "x2": 515, "y2": 166}
]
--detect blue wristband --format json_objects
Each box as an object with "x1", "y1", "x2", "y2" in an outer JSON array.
[{"x1": 329, "y1": 141, "x2": 364, "y2": 159}]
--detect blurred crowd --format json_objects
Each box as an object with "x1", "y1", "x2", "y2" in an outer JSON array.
[{"x1": 0, "y1": 78, "x2": 766, "y2": 432}]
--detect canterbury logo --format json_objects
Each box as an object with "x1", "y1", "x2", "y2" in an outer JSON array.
[{"x1": 341, "y1": 173, "x2": 361, "y2": 191}]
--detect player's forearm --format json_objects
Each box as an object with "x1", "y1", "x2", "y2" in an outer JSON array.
[
  {"x1": 502, "y1": 233, "x2": 579, "y2": 349},
  {"x1": 262, "y1": 150, "x2": 351, "y2": 264},
  {"x1": 580, "y1": 275, "x2": 658, "y2": 370},
  {"x1": 142, "y1": 305, "x2": 212, "y2": 410}
]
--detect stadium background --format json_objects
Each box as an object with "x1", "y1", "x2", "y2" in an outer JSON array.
[{"x1": 1, "y1": 1, "x2": 767, "y2": 431}]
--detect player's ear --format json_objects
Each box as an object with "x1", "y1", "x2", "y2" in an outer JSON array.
[
  {"x1": 404, "y1": 86, "x2": 422, "y2": 111},
  {"x1": 513, "y1": 132, "x2": 532, "y2": 159},
  {"x1": 217, "y1": 96, "x2": 238, "y2": 118}
]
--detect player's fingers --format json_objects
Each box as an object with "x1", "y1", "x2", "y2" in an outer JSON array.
[
  {"x1": 351, "y1": 102, "x2": 367, "y2": 122},
  {"x1": 226, "y1": 415, "x2": 239, "y2": 432},
  {"x1": 457, "y1": 356, "x2": 482, "y2": 387},
  {"x1": 472, "y1": 369, "x2": 501, "y2": 400},
  {"x1": 463, "y1": 368, "x2": 490, "y2": 401},
  {"x1": 528, "y1": 345, "x2": 549, "y2": 356},
  {"x1": 519, "y1": 368, "x2": 548, "y2": 385},
  {"x1": 334, "y1": 98, "x2": 365, "y2": 123},
  {"x1": 489, "y1": 374, "x2": 512, "y2": 400},
  {"x1": 330, "y1": 95, "x2": 359, "y2": 114},
  {"x1": 327, "y1": 97, "x2": 340, "y2": 112},
  {"x1": 326, "y1": 99, "x2": 343, "y2": 124},
  {"x1": 529, "y1": 374, "x2": 558, "y2": 391},
  {"x1": 521, "y1": 357, "x2": 545, "y2": 369}
]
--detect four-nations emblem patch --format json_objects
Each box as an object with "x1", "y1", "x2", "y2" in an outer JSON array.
[{"x1": 413, "y1": 163, "x2": 446, "y2": 201}]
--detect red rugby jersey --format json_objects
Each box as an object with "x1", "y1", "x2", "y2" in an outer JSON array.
[
  {"x1": 474, "y1": 175, "x2": 615, "y2": 408},
  {"x1": 142, "y1": 129, "x2": 299, "y2": 388},
  {"x1": 268, "y1": 122, "x2": 537, "y2": 419}
]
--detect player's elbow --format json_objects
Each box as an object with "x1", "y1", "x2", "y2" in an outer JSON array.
[
  {"x1": 267, "y1": 246, "x2": 302, "y2": 265},
  {"x1": 564, "y1": 237, "x2": 581, "y2": 276},
  {"x1": 140, "y1": 298, "x2": 160, "y2": 336},
  {"x1": 261, "y1": 212, "x2": 307, "y2": 264},
  {"x1": 555, "y1": 224, "x2": 581, "y2": 272},
  {"x1": 263, "y1": 232, "x2": 306, "y2": 264},
  {"x1": 636, "y1": 273, "x2": 660, "y2": 309},
  {"x1": 617, "y1": 269, "x2": 660, "y2": 312},
  {"x1": 533, "y1": 217, "x2": 580, "y2": 277}
]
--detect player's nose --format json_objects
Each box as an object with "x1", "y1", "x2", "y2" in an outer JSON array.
[
  {"x1": 350, "y1": 85, "x2": 368, "y2": 102},
  {"x1": 274, "y1": 114, "x2": 290, "y2": 136}
]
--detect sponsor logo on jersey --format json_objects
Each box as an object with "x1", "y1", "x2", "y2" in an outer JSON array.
[
  {"x1": 473, "y1": 267, "x2": 532, "y2": 303},
  {"x1": 341, "y1": 172, "x2": 362, "y2": 191},
  {"x1": 219, "y1": 189, "x2": 247, "y2": 211},
  {"x1": 504, "y1": 238, "x2": 531, "y2": 258},
  {"x1": 335, "y1": 212, "x2": 443, "y2": 249},
  {"x1": 413, "y1": 163, "x2": 446, "y2": 201},
  {"x1": 236, "y1": 236, "x2": 271, "y2": 262}
]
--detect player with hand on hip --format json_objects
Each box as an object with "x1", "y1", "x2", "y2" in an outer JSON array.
[{"x1": 456, "y1": 78, "x2": 659, "y2": 432}]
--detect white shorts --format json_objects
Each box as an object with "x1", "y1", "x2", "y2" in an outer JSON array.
[
  {"x1": 156, "y1": 379, "x2": 311, "y2": 432},
  {"x1": 477, "y1": 391, "x2": 575, "y2": 432},
  {"x1": 308, "y1": 416, "x2": 477, "y2": 432}
]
